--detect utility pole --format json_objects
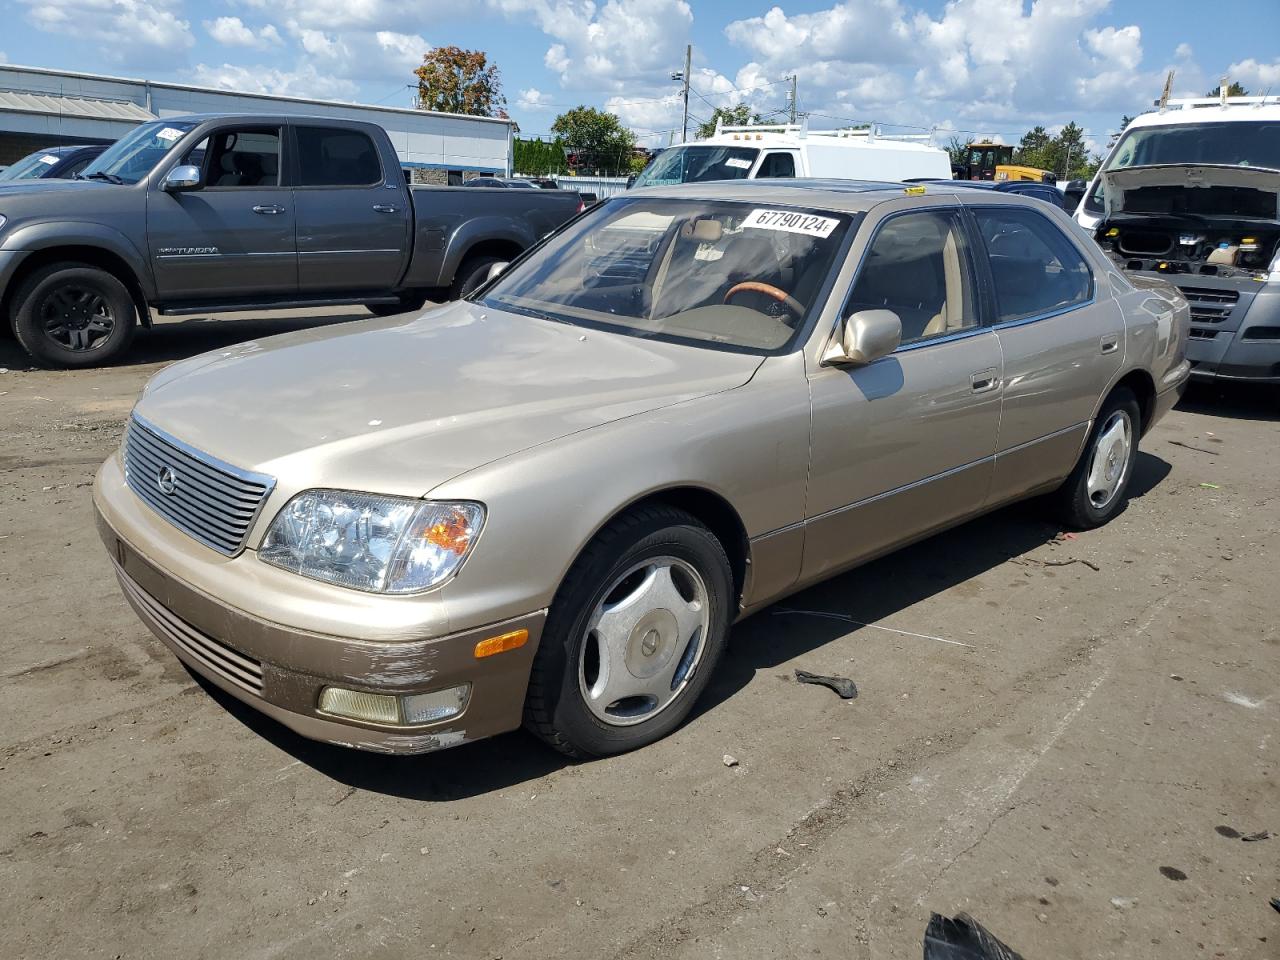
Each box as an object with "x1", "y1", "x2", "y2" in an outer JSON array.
[
  {"x1": 681, "y1": 44, "x2": 692, "y2": 141},
  {"x1": 789, "y1": 75, "x2": 797, "y2": 124}
]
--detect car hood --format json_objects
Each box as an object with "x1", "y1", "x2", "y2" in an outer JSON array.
[
  {"x1": 135, "y1": 300, "x2": 764, "y2": 499},
  {"x1": 1101, "y1": 164, "x2": 1280, "y2": 217},
  {"x1": 0, "y1": 177, "x2": 113, "y2": 198}
]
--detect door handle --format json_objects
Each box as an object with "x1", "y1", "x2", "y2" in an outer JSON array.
[
  {"x1": 372, "y1": 204, "x2": 398, "y2": 213},
  {"x1": 1100, "y1": 334, "x2": 1120, "y2": 355},
  {"x1": 970, "y1": 368, "x2": 999, "y2": 393},
  {"x1": 252, "y1": 204, "x2": 285, "y2": 215}
]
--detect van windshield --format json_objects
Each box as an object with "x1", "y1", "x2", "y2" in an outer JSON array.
[
  {"x1": 632, "y1": 146, "x2": 759, "y2": 188},
  {"x1": 1085, "y1": 120, "x2": 1280, "y2": 214}
]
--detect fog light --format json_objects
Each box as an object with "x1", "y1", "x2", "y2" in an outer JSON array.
[{"x1": 318, "y1": 684, "x2": 470, "y2": 726}]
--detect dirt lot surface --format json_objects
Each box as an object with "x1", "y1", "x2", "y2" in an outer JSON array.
[{"x1": 2, "y1": 313, "x2": 1278, "y2": 960}]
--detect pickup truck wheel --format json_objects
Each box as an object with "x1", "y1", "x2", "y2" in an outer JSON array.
[
  {"x1": 523, "y1": 505, "x2": 733, "y2": 758},
  {"x1": 1051, "y1": 387, "x2": 1140, "y2": 530},
  {"x1": 450, "y1": 256, "x2": 503, "y2": 300},
  {"x1": 12, "y1": 263, "x2": 137, "y2": 368}
]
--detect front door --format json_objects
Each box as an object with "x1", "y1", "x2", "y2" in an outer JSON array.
[
  {"x1": 148, "y1": 124, "x2": 297, "y2": 301},
  {"x1": 966, "y1": 204, "x2": 1124, "y2": 504},
  {"x1": 803, "y1": 206, "x2": 1003, "y2": 582},
  {"x1": 290, "y1": 124, "x2": 410, "y2": 294}
]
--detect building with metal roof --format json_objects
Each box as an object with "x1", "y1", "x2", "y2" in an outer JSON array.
[{"x1": 0, "y1": 63, "x2": 513, "y2": 183}]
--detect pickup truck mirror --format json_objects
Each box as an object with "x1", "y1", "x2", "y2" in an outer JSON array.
[
  {"x1": 163, "y1": 165, "x2": 202, "y2": 192},
  {"x1": 486, "y1": 261, "x2": 510, "y2": 283},
  {"x1": 822, "y1": 309, "x2": 901, "y2": 366}
]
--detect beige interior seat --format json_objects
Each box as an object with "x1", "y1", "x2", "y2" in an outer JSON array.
[{"x1": 922, "y1": 227, "x2": 966, "y2": 337}]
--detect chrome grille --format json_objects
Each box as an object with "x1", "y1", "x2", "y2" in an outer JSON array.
[{"x1": 123, "y1": 414, "x2": 274, "y2": 556}]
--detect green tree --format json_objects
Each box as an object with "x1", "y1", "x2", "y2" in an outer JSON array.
[
  {"x1": 415, "y1": 46, "x2": 507, "y2": 118},
  {"x1": 696, "y1": 104, "x2": 762, "y2": 139},
  {"x1": 1207, "y1": 81, "x2": 1248, "y2": 97},
  {"x1": 551, "y1": 106, "x2": 637, "y2": 175},
  {"x1": 1108, "y1": 115, "x2": 1134, "y2": 148},
  {"x1": 513, "y1": 137, "x2": 566, "y2": 176},
  {"x1": 944, "y1": 134, "x2": 968, "y2": 169}
]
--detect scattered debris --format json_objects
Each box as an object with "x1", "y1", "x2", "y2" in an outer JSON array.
[
  {"x1": 1170, "y1": 674, "x2": 1184, "y2": 681},
  {"x1": 722, "y1": 754, "x2": 739, "y2": 768},
  {"x1": 1159, "y1": 866, "x2": 1188, "y2": 882},
  {"x1": 924, "y1": 912, "x2": 1024, "y2": 960},
  {"x1": 1168, "y1": 439, "x2": 1219, "y2": 455},
  {"x1": 1216, "y1": 825, "x2": 1242, "y2": 839},
  {"x1": 773, "y1": 608, "x2": 972, "y2": 648},
  {"x1": 1199, "y1": 482, "x2": 1221, "y2": 490},
  {"x1": 1271, "y1": 897, "x2": 1280, "y2": 915},
  {"x1": 1242, "y1": 831, "x2": 1271, "y2": 842},
  {"x1": 794, "y1": 669, "x2": 858, "y2": 699},
  {"x1": 1223, "y1": 691, "x2": 1264, "y2": 709},
  {"x1": 1110, "y1": 896, "x2": 1137, "y2": 910}
]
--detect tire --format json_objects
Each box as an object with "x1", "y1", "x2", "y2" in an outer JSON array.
[
  {"x1": 524, "y1": 505, "x2": 734, "y2": 758},
  {"x1": 11, "y1": 263, "x2": 137, "y2": 368},
  {"x1": 448, "y1": 255, "x2": 503, "y2": 301},
  {"x1": 364, "y1": 293, "x2": 427, "y2": 318},
  {"x1": 1051, "y1": 387, "x2": 1141, "y2": 530}
]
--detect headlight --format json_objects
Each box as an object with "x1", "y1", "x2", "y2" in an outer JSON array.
[{"x1": 259, "y1": 490, "x2": 484, "y2": 594}]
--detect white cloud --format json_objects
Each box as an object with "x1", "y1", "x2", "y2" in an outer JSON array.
[
  {"x1": 1227, "y1": 58, "x2": 1280, "y2": 91},
  {"x1": 22, "y1": 0, "x2": 193, "y2": 64},
  {"x1": 375, "y1": 31, "x2": 427, "y2": 72},
  {"x1": 517, "y1": 87, "x2": 554, "y2": 110},
  {"x1": 1174, "y1": 42, "x2": 1193, "y2": 60},
  {"x1": 204, "y1": 16, "x2": 282, "y2": 49},
  {"x1": 191, "y1": 61, "x2": 357, "y2": 100}
]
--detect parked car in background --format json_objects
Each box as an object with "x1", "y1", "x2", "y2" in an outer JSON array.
[
  {"x1": 0, "y1": 144, "x2": 109, "y2": 182},
  {"x1": 1077, "y1": 94, "x2": 1280, "y2": 384},
  {"x1": 0, "y1": 115, "x2": 583, "y2": 367},
  {"x1": 923, "y1": 178, "x2": 1071, "y2": 210},
  {"x1": 94, "y1": 180, "x2": 1189, "y2": 761},
  {"x1": 523, "y1": 177, "x2": 561, "y2": 189},
  {"x1": 462, "y1": 176, "x2": 538, "y2": 188},
  {"x1": 631, "y1": 121, "x2": 952, "y2": 187}
]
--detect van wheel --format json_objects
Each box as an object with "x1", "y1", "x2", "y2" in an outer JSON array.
[
  {"x1": 12, "y1": 263, "x2": 137, "y2": 368},
  {"x1": 524, "y1": 505, "x2": 733, "y2": 758},
  {"x1": 449, "y1": 256, "x2": 502, "y2": 300},
  {"x1": 1052, "y1": 387, "x2": 1141, "y2": 530}
]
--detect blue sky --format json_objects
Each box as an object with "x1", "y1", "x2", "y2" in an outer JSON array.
[{"x1": 3, "y1": 0, "x2": 1278, "y2": 153}]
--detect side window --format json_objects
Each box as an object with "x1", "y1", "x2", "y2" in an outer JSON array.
[
  {"x1": 202, "y1": 128, "x2": 281, "y2": 188},
  {"x1": 972, "y1": 208, "x2": 1093, "y2": 323},
  {"x1": 295, "y1": 127, "x2": 383, "y2": 187},
  {"x1": 846, "y1": 209, "x2": 977, "y2": 345},
  {"x1": 757, "y1": 152, "x2": 796, "y2": 178},
  {"x1": 59, "y1": 157, "x2": 93, "y2": 178}
]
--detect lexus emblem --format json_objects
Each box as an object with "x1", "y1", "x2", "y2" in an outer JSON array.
[{"x1": 156, "y1": 465, "x2": 178, "y2": 496}]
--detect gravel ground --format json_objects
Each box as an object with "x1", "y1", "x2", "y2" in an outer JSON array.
[{"x1": 1, "y1": 313, "x2": 1277, "y2": 960}]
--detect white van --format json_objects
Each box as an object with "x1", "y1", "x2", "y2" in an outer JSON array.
[{"x1": 631, "y1": 121, "x2": 953, "y2": 188}]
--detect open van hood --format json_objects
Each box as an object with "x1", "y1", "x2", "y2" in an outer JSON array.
[{"x1": 1102, "y1": 164, "x2": 1280, "y2": 218}]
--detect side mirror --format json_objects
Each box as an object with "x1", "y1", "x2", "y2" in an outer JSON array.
[
  {"x1": 486, "y1": 261, "x2": 510, "y2": 283},
  {"x1": 823, "y1": 309, "x2": 901, "y2": 366},
  {"x1": 163, "y1": 165, "x2": 202, "y2": 192}
]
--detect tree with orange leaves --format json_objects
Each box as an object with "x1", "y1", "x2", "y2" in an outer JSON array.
[{"x1": 414, "y1": 46, "x2": 507, "y2": 118}]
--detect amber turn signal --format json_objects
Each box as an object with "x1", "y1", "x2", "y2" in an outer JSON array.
[{"x1": 474, "y1": 628, "x2": 530, "y2": 659}]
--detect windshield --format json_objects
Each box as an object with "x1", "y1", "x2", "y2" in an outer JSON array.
[
  {"x1": 632, "y1": 146, "x2": 760, "y2": 188},
  {"x1": 80, "y1": 120, "x2": 197, "y2": 185},
  {"x1": 481, "y1": 198, "x2": 853, "y2": 353},
  {"x1": 1086, "y1": 120, "x2": 1280, "y2": 213},
  {"x1": 0, "y1": 151, "x2": 62, "y2": 181}
]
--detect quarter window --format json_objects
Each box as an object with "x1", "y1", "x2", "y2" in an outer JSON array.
[
  {"x1": 846, "y1": 210, "x2": 977, "y2": 345},
  {"x1": 295, "y1": 127, "x2": 382, "y2": 187},
  {"x1": 972, "y1": 208, "x2": 1092, "y2": 322}
]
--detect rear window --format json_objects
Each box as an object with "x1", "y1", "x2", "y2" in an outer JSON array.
[{"x1": 295, "y1": 127, "x2": 383, "y2": 187}]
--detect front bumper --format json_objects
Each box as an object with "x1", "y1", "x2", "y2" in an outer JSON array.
[
  {"x1": 95, "y1": 504, "x2": 545, "y2": 756},
  {"x1": 1152, "y1": 273, "x2": 1280, "y2": 384}
]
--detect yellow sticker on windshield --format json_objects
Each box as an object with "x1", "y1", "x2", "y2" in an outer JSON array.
[{"x1": 904, "y1": 185, "x2": 927, "y2": 195}]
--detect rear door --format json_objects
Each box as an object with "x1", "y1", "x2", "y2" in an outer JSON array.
[
  {"x1": 290, "y1": 123, "x2": 410, "y2": 294},
  {"x1": 147, "y1": 123, "x2": 296, "y2": 301},
  {"x1": 966, "y1": 202, "x2": 1123, "y2": 504}
]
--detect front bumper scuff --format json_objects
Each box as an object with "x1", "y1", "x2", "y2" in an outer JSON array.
[{"x1": 97, "y1": 506, "x2": 545, "y2": 755}]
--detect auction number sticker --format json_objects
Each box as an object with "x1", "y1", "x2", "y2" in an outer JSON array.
[
  {"x1": 723, "y1": 157, "x2": 752, "y2": 170},
  {"x1": 155, "y1": 127, "x2": 186, "y2": 142},
  {"x1": 742, "y1": 209, "x2": 839, "y2": 238},
  {"x1": 39, "y1": 154, "x2": 60, "y2": 165}
]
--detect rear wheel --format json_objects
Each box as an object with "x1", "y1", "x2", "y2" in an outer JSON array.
[
  {"x1": 11, "y1": 263, "x2": 137, "y2": 368},
  {"x1": 524, "y1": 506, "x2": 733, "y2": 758},
  {"x1": 449, "y1": 255, "x2": 503, "y2": 300},
  {"x1": 1051, "y1": 387, "x2": 1141, "y2": 529}
]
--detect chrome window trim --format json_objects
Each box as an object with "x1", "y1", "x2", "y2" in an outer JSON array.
[{"x1": 989, "y1": 295, "x2": 1098, "y2": 331}]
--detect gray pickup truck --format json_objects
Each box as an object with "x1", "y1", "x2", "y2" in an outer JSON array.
[{"x1": 0, "y1": 114, "x2": 583, "y2": 367}]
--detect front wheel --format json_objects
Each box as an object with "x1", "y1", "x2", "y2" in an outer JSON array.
[
  {"x1": 1051, "y1": 387, "x2": 1141, "y2": 529},
  {"x1": 11, "y1": 263, "x2": 138, "y2": 368},
  {"x1": 449, "y1": 256, "x2": 503, "y2": 301},
  {"x1": 524, "y1": 506, "x2": 733, "y2": 758}
]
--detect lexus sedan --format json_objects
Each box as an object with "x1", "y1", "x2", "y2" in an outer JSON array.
[{"x1": 94, "y1": 180, "x2": 1190, "y2": 758}]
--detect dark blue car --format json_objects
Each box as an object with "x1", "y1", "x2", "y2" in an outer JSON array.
[
  {"x1": 0, "y1": 144, "x2": 109, "y2": 182},
  {"x1": 923, "y1": 178, "x2": 1070, "y2": 211}
]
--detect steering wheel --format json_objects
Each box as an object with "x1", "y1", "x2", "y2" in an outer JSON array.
[{"x1": 723, "y1": 281, "x2": 806, "y2": 318}]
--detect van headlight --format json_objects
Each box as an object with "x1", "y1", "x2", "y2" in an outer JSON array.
[{"x1": 259, "y1": 490, "x2": 484, "y2": 594}]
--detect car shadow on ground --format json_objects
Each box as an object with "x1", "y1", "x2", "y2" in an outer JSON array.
[
  {"x1": 195, "y1": 452, "x2": 1172, "y2": 802},
  {"x1": 1177, "y1": 381, "x2": 1279, "y2": 423},
  {"x1": 0, "y1": 311, "x2": 372, "y2": 371}
]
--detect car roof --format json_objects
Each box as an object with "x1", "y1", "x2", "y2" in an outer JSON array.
[{"x1": 625, "y1": 177, "x2": 993, "y2": 213}]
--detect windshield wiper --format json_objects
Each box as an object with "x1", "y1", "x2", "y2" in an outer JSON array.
[{"x1": 80, "y1": 171, "x2": 124, "y2": 184}]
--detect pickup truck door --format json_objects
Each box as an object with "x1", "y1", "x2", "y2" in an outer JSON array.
[
  {"x1": 289, "y1": 124, "x2": 411, "y2": 294},
  {"x1": 964, "y1": 204, "x2": 1122, "y2": 505},
  {"x1": 802, "y1": 204, "x2": 1003, "y2": 582},
  {"x1": 147, "y1": 124, "x2": 297, "y2": 301}
]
